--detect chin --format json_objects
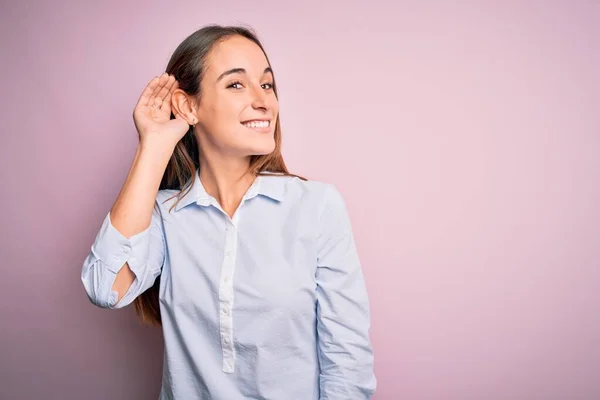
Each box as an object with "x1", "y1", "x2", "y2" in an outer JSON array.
[
  {"x1": 246, "y1": 137, "x2": 276, "y2": 156},
  {"x1": 251, "y1": 143, "x2": 276, "y2": 156}
]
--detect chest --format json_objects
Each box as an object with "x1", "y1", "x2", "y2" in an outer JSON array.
[{"x1": 159, "y1": 205, "x2": 319, "y2": 319}]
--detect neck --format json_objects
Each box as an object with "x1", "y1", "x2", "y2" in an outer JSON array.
[{"x1": 197, "y1": 148, "x2": 256, "y2": 218}]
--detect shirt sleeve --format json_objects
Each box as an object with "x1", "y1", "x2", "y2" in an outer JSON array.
[
  {"x1": 81, "y1": 202, "x2": 165, "y2": 309},
  {"x1": 315, "y1": 184, "x2": 377, "y2": 399}
]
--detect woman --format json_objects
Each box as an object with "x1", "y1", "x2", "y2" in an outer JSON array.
[{"x1": 81, "y1": 24, "x2": 376, "y2": 399}]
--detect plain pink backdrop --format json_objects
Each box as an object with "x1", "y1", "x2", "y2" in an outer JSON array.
[{"x1": 1, "y1": 1, "x2": 599, "y2": 399}]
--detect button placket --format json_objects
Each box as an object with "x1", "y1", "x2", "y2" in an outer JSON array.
[{"x1": 219, "y1": 219, "x2": 238, "y2": 373}]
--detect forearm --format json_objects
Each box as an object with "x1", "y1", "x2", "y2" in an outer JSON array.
[{"x1": 110, "y1": 141, "x2": 174, "y2": 238}]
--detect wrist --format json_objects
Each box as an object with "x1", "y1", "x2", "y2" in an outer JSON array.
[{"x1": 138, "y1": 138, "x2": 177, "y2": 158}]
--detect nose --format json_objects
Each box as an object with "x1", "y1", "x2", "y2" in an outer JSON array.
[{"x1": 250, "y1": 84, "x2": 268, "y2": 110}]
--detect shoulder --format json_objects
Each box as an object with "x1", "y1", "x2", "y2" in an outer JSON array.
[
  {"x1": 280, "y1": 174, "x2": 330, "y2": 196},
  {"x1": 276, "y1": 174, "x2": 346, "y2": 217},
  {"x1": 286, "y1": 177, "x2": 354, "y2": 242}
]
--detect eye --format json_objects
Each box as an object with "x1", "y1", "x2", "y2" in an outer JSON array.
[
  {"x1": 227, "y1": 80, "x2": 244, "y2": 89},
  {"x1": 226, "y1": 81, "x2": 274, "y2": 90}
]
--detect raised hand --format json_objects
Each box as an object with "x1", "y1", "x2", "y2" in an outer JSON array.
[{"x1": 133, "y1": 73, "x2": 191, "y2": 148}]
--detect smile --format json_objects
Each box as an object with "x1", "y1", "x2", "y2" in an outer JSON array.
[{"x1": 242, "y1": 120, "x2": 270, "y2": 129}]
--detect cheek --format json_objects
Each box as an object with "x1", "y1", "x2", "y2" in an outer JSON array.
[
  {"x1": 206, "y1": 98, "x2": 243, "y2": 127},
  {"x1": 270, "y1": 94, "x2": 279, "y2": 111},
  {"x1": 223, "y1": 98, "x2": 247, "y2": 124}
]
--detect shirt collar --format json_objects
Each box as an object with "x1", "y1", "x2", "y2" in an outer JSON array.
[{"x1": 173, "y1": 168, "x2": 286, "y2": 212}]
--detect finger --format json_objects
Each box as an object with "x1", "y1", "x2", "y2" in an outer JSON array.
[
  {"x1": 159, "y1": 77, "x2": 176, "y2": 115},
  {"x1": 162, "y1": 79, "x2": 178, "y2": 111},
  {"x1": 155, "y1": 75, "x2": 175, "y2": 108},
  {"x1": 137, "y1": 76, "x2": 160, "y2": 107},
  {"x1": 149, "y1": 73, "x2": 170, "y2": 107},
  {"x1": 150, "y1": 73, "x2": 170, "y2": 106}
]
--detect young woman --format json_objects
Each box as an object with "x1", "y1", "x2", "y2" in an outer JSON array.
[{"x1": 81, "y1": 24, "x2": 376, "y2": 399}]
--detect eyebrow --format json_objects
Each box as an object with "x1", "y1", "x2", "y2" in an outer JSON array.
[{"x1": 216, "y1": 67, "x2": 273, "y2": 82}]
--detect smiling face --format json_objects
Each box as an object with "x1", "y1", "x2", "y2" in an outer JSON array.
[{"x1": 193, "y1": 35, "x2": 278, "y2": 157}]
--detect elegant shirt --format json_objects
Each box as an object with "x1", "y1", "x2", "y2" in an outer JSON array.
[{"x1": 81, "y1": 169, "x2": 376, "y2": 399}]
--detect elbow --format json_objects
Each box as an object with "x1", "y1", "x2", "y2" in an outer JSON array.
[
  {"x1": 81, "y1": 258, "x2": 120, "y2": 309},
  {"x1": 318, "y1": 344, "x2": 377, "y2": 398},
  {"x1": 83, "y1": 286, "x2": 119, "y2": 309},
  {"x1": 319, "y1": 372, "x2": 377, "y2": 399}
]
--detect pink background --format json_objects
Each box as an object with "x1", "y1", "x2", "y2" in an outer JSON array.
[{"x1": 1, "y1": 1, "x2": 599, "y2": 399}]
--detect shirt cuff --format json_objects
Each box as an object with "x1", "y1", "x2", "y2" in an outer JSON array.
[{"x1": 90, "y1": 212, "x2": 151, "y2": 274}]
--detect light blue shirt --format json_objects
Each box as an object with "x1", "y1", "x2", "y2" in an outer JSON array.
[{"x1": 81, "y1": 169, "x2": 376, "y2": 399}]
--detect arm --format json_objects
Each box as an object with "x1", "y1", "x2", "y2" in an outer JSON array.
[
  {"x1": 81, "y1": 73, "x2": 188, "y2": 309},
  {"x1": 81, "y1": 142, "x2": 172, "y2": 309},
  {"x1": 315, "y1": 184, "x2": 377, "y2": 399}
]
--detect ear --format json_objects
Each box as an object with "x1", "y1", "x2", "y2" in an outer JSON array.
[{"x1": 171, "y1": 89, "x2": 198, "y2": 125}]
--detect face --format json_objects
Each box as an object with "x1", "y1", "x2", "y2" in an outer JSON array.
[{"x1": 194, "y1": 35, "x2": 278, "y2": 156}]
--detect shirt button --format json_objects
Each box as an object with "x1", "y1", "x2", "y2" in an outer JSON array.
[
  {"x1": 224, "y1": 337, "x2": 230, "y2": 345},
  {"x1": 122, "y1": 246, "x2": 130, "y2": 254},
  {"x1": 222, "y1": 307, "x2": 229, "y2": 315}
]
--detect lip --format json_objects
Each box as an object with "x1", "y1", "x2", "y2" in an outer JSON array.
[{"x1": 240, "y1": 118, "x2": 271, "y2": 124}]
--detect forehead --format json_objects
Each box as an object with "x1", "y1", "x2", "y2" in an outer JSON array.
[{"x1": 205, "y1": 35, "x2": 270, "y2": 77}]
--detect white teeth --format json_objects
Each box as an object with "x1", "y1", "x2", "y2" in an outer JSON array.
[{"x1": 243, "y1": 120, "x2": 269, "y2": 129}]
